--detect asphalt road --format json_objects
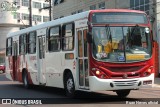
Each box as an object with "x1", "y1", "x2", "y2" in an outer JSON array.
[{"x1": 0, "y1": 73, "x2": 160, "y2": 107}]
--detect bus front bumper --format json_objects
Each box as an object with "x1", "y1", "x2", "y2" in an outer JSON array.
[{"x1": 89, "y1": 73, "x2": 154, "y2": 91}]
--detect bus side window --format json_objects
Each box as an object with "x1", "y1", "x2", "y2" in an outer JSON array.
[
  {"x1": 83, "y1": 29, "x2": 88, "y2": 57},
  {"x1": 48, "y1": 26, "x2": 61, "y2": 52},
  {"x1": 62, "y1": 23, "x2": 74, "y2": 51},
  {"x1": 46, "y1": 28, "x2": 49, "y2": 52},
  {"x1": 6, "y1": 38, "x2": 13, "y2": 56},
  {"x1": 19, "y1": 34, "x2": 27, "y2": 55},
  {"x1": 28, "y1": 31, "x2": 36, "y2": 54}
]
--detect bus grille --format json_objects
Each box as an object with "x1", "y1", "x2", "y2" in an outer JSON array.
[
  {"x1": 107, "y1": 66, "x2": 143, "y2": 72},
  {"x1": 111, "y1": 74, "x2": 140, "y2": 79},
  {"x1": 113, "y1": 80, "x2": 139, "y2": 87}
]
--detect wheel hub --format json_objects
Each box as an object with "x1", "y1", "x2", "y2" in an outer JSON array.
[
  {"x1": 67, "y1": 79, "x2": 73, "y2": 93},
  {"x1": 24, "y1": 76, "x2": 27, "y2": 86}
]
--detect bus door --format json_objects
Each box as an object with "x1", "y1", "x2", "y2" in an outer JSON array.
[
  {"x1": 37, "y1": 31, "x2": 46, "y2": 85},
  {"x1": 77, "y1": 28, "x2": 89, "y2": 89},
  {"x1": 12, "y1": 41, "x2": 18, "y2": 81}
]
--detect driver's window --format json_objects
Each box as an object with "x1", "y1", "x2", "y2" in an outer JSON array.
[{"x1": 93, "y1": 27, "x2": 112, "y2": 54}]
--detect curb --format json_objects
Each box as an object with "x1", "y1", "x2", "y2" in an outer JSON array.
[{"x1": 153, "y1": 84, "x2": 160, "y2": 88}]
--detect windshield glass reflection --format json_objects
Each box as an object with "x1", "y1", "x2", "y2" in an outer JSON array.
[{"x1": 92, "y1": 26, "x2": 152, "y2": 62}]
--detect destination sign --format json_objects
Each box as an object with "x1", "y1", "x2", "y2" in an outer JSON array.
[{"x1": 92, "y1": 12, "x2": 148, "y2": 24}]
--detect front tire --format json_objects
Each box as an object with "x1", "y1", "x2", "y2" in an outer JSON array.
[
  {"x1": 22, "y1": 71, "x2": 30, "y2": 89},
  {"x1": 64, "y1": 72, "x2": 75, "y2": 98},
  {"x1": 116, "y1": 90, "x2": 130, "y2": 98}
]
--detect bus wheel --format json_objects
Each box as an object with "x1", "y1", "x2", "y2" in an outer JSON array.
[
  {"x1": 23, "y1": 71, "x2": 30, "y2": 89},
  {"x1": 64, "y1": 72, "x2": 75, "y2": 98},
  {"x1": 116, "y1": 90, "x2": 130, "y2": 98}
]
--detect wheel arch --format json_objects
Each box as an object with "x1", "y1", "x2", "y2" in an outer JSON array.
[
  {"x1": 63, "y1": 69, "x2": 75, "y2": 87},
  {"x1": 63, "y1": 69, "x2": 76, "y2": 98},
  {"x1": 22, "y1": 68, "x2": 28, "y2": 78},
  {"x1": 21, "y1": 68, "x2": 33, "y2": 85}
]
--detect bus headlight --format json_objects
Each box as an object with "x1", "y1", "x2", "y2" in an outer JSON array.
[
  {"x1": 96, "y1": 70, "x2": 100, "y2": 75},
  {"x1": 91, "y1": 68, "x2": 109, "y2": 79},
  {"x1": 142, "y1": 67, "x2": 153, "y2": 77},
  {"x1": 143, "y1": 72, "x2": 150, "y2": 77}
]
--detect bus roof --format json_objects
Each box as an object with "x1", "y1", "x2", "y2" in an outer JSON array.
[
  {"x1": 89, "y1": 9, "x2": 146, "y2": 14},
  {"x1": 7, "y1": 9, "x2": 147, "y2": 38},
  {"x1": 7, "y1": 11, "x2": 90, "y2": 38}
]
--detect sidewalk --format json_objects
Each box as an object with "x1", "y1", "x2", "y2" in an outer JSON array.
[{"x1": 154, "y1": 77, "x2": 160, "y2": 88}]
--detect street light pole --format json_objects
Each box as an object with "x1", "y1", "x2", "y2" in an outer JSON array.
[
  {"x1": 44, "y1": 0, "x2": 52, "y2": 21},
  {"x1": 49, "y1": 0, "x2": 51, "y2": 21},
  {"x1": 29, "y1": 0, "x2": 32, "y2": 26}
]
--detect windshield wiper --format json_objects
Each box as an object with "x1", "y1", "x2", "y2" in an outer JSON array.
[{"x1": 105, "y1": 25, "x2": 112, "y2": 42}]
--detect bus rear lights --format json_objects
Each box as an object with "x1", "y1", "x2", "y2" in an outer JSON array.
[{"x1": 143, "y1": 80, "x2": 152, "y2": 85}]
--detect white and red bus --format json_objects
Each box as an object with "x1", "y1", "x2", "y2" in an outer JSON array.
[{"x1": 5, "y1": 9, "x2": 154, "y2": 98}]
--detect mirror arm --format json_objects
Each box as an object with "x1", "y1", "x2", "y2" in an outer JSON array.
[{"x1": 87, "y1": 32, "x2": 92, "y2": 43}]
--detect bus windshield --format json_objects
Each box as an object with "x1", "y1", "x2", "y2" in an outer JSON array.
[{"x1": 92, "y1": 26, "x2": 152, "y2": 62}]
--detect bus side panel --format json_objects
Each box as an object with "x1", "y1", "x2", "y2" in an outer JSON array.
[
  {"x1": 15, "y1": 55, "x2": 22, "y2": 82},
  {"x1": 17, "y1": 54, "x2": 33, "y2": 84},
  {"x1": 61, "y1": 52, "x2": 76, "y2": 88},
  {"x1": 27, "y1": 54, "x2": 38, "y2": 85},
  {"x1": 157, "y1": 22, "x2": 160, "y2": 76},
  {"x1": 45, "y1": 52, "x2": 64, "y2": 88},
  {"x1": 5, "y1": 56, "x2": 13, "y2": 80}
]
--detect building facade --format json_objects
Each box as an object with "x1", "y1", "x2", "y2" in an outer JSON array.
[
  {"x1": 52, "y1": 0, "x2": 130, "y2": 19},
  {"x1": 52, "y1": 0, "x2": 152, "y2": 19},
  {"x1": 0, "y1": 0, "x2": 50, "y2": 63}
]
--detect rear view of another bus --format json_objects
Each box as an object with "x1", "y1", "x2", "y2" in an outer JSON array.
[{"x1": 87, "y1": 9, "x2": 154, "y2": 97}]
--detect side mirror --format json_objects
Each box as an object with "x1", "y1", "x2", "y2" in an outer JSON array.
[{"x1": 87, "y1": 32, "x2": 92, "y2": 43}]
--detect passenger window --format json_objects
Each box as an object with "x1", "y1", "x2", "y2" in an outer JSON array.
[
  {"x1": 49, "y1": 26, "x2": 60, "y2": 51},
  {"x1": 6, "y1": 38, "x2": 13, "y2": 56},
  {"x1": 83, "y1": 29, "x2": 88, "y2": 57},
  {"x1": 46, "y1": 28, "x2": 49, "y2": 52},
  {"x1": 62, "y1": 23, "x2": 74, "y2": 51},
  {"x1": 19, "y1": 34, "x2": 27, "y2": 54},
  {"x1": 28, "y1": 31, "x2": 36, "y2": 54}
]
